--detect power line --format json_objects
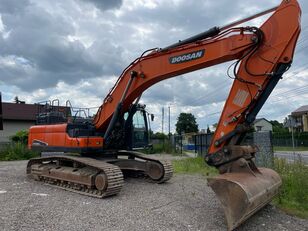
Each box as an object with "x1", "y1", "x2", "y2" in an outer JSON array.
[
  {"x1": 269, "y1": 65, "x2": 308, "y2": 99},
  {"x1": 282, "y1": 64, "x2": 308, "y2": 80},
  {"x1": 296, "y1": 44, "x2": 308, "y2": 53},
  {"x1": 205, "y1": 111, "x2": 221, "y2": 117},
  {"x1": 271, "y1": 83, "x2": 308, "y2": 98},
  {"x1": 270, "y1": 90, "x2": 308, "y2": 103},
  {"x1": 186, "y1": 80, "x2": 231, "y2": 106}
]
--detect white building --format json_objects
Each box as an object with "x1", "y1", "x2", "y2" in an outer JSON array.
[
  {"x1": 253, "y1": 118, "x2": 273, "y2": 132},
  {"x1": 0, "y1": 102, "x2": 70, "y2": 143},
  {"x1": 0, "y1": 102, "x2": 37, "y2": 143}
]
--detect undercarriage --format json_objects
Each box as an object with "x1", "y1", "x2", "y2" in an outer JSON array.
[{"x1": 27, "y1": 151, "x2": 173, "y2": 198}]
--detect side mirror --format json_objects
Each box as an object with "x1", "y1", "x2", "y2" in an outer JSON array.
[{"x1": 151, "y1": 114, "x2": 154, "y2": 121}]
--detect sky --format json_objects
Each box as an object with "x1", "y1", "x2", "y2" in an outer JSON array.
[{"x1": 0, "y1": 0, "x2": 307, "y2": 133}]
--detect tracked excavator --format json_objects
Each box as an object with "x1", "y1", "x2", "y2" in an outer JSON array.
[{"x1": 26, "y1": 0, "x2": 301, "y2": 230}]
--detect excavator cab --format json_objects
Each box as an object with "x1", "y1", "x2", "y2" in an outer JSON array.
[
  {"x1": 131, "y1": 108, "x2": 149, "y2": 149},
  {"x1": 124, "y1": 104, "x2": 150, "y2": 150}
]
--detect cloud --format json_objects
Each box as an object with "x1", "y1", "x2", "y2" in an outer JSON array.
[
  {"x1": 0, "y1": 0, "x2": 30, "y2": 14},
  {"x1": 0, "y1": 0, "x2": 307, "y2": 133},
  {"x1": 0, "y1": 0, "x2": 125, "y2": 91},
  {"x1": 79, "y1": 0, "x2": 123, "y2": 11}
]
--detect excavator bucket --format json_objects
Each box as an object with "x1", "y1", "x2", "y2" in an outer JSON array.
[{"x1": 208, "y1": 167, "x2": 281, "y2": 231}]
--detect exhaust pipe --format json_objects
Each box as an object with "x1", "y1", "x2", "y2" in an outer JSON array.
[{"x1": 207, "y1": 158, "x2": 281, "y2": 230}]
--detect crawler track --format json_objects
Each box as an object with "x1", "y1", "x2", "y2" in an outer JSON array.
[
  {"x1": 156, "y1": 160, "x2": 173, "y2": 183},
  {"x1": 27, "y1": 152, "x2": 173, "y2": 198},
  {"x1": 117, "y1": 151, "x2": 173, "y2": 183},
  {"x1": 27, "y1": 156, "x2": 124, "y2": 198}
]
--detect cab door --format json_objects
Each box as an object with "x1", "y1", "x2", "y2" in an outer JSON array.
[{"x1": 131, "y1": 109, "x2": 149, "y2": 149}]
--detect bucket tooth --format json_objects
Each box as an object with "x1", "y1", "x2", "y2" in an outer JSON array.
[{"x1": 208, "y1": 167, "x2": 281, "y2": 230}]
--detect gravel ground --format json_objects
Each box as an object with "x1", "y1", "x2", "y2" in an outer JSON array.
[{"x1": 0, "y1": 160, "x2": 307, "y2": 231}]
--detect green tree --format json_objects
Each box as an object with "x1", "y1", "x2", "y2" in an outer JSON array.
[
  {"x1": 270, "y1": 120, "x2": 288, "y2": 133},
  {"x1": 206, "y1": 126, "x2": 211, "y2": 134},
  {"x1": 14, "y1": 96, "x2": 19, "y2": 103},
  {"x1": 212, "y1": 123, "x2": 218, "y2": 130},
  {"x1": 151, "y1": 132, "x2": 168, "y2": 140},
  {"x1": 175, "y1": 113, "x2": 199, "y2": 134}
]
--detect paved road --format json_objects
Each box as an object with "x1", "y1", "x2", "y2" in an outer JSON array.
[
  {"x1": 274, "y1": 151, "x2": 308, "y2": 164},
  {"x1": 0, "y1": 160, "x2": 307, "y2": 231}
]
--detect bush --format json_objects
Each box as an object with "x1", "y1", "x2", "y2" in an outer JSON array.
[
  {"x1": 0, "y1": 142, "x2": 38, "y2": 161},
  {"x1": 273, "y1": 158, "x2": 308, "y2": 218},
  {"x1": 0, "y1": 129, "x2": 38, "y2": 161},
  {"x1": 10, "y1": 130, "x2": 29, "y2": 145}
]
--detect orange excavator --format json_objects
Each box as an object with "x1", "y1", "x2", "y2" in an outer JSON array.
[{"x1": 27, "y1": 0, "x2": 301, "y2": 230}]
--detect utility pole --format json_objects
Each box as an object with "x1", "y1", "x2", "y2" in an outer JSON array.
[
  {"x1": 285, "y1": 115, "x2": 296, "y2": 158},
  {"x1": 291, "y1": 125, "x2": 296, "y2": 158},
  {"x1": 168, "y1": 106, "x2": 171, "y2": 138},
  {"x1": 162, "y1": 107, "x2": 164, "y2": 134}
]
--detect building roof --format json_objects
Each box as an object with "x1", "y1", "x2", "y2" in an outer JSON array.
[
  {"x1": 2, "y1": 103, "x2": 38, "y2": 121},
  {"x1": 253, "y1": 118, "x2": 272, "y2": 125},
  {"x1": 2, "y1": 102, "x2": 70, "y2": 121},
  {"x1": 291, "y1": 105, "x2": 308, "y2": 116}
]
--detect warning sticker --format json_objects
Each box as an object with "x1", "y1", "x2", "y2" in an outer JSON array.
[{"x1": 233, "y1": 89, "x2": 249, "y2": 107}]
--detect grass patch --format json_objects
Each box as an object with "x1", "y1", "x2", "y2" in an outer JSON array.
[
  {"x1": 273, "y1": 146, "x2": 308, "y2": 151},
  {"x1": 0, "y1": 142, "x2": 39, "y2": 161},
  {"x1": 173, "y1": 156, "x2": 308, "y2": 219},
  {"x1": 172, "y1": 157, "x2": 218, "y2": 176},
  {"x1": 273, "y1": 158, "x2": 308, "y2": 218}
]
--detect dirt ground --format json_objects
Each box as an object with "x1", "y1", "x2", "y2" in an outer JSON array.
[{"x1": 0, "y1": 160, "x2": 307, "y2": 231}]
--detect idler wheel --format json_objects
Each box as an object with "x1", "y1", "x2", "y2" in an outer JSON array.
[
  {"x1": 147, "y1": 162, "x2": 164, "y2": 180},
  {"x1": 95, "y1": 173, "x2": 108, "y2": 191}
]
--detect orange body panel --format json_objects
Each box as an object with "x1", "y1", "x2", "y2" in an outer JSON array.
[{"x1": 28, "y1": 124, "x2": 103, "y2": 149}]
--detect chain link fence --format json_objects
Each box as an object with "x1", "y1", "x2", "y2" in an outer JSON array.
[{"x1": 191, "y1": 131, "x2": 274, "y2": 167}]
